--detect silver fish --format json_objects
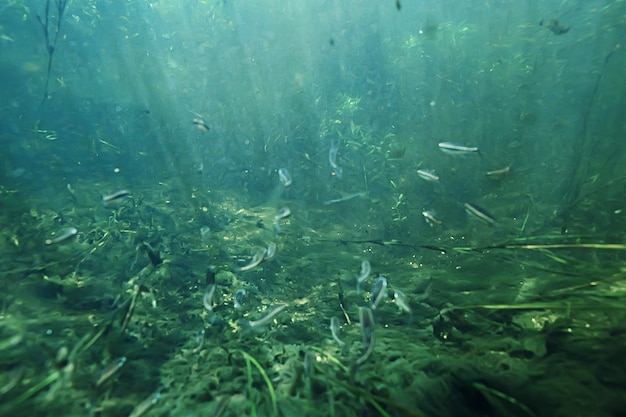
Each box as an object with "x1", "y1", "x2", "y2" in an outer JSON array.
[
  {"x1": 329, "y1": 317, "x2": 345, "y2": 346},
  {"x1": 239, "y1": 247, "x2": 267, "y2": 271},
  {"x1": 128, "y1": 392, "x2": 161, "y2": 417},
  {"x1": 393, "y1": 289, "x2": 412, "y2": 314},
  {"x1": 203, "y1": 284, "x2": 216, "y2": 313},
  {"x1": 192, "y1": 118, "x2": 210, "y2": 132},
  {"x1": 370, "y1": 276, "x2": 388, "y2": 310},
  {"x1": 323, "y1": 191, "x2": 366, "y2": 205},
  {"x1": 416, "y1": 169, "x2": 439, "y2": 182},
  {"x1": 102, "y1": 189, "x2": 130, "y2": 205},
  {"x1": 241, "y1": 303, "x2": 287, "y2": 331},
  {"x1": 329, "y1": 138, "x2": 343, "y2": 178},
  {"x1": 234, "y1": 289, "x2": 247, "y2": 309},
  {"x1": 265, "y1": 243, "x2": 277, "y2": 259},
  {"x1": 356, "y1": 307, "x2": 375, "y2": 366},
  {"x1": 422, "y1": 210, "x2": 443, "y2": 227},
  {"x1": 95, "y1": 356, "x2": 126, "y2": 387},
  {"x1": 274, "y1": 207, "x2": 291, "y2": 233},
  {"x1": 464, "y1": 202, "x2": 497, "y2": 226},
  {"x1": 438, "y1": 142, "x2": 480, "y2": 156},
  {"x1": 356, "y1": 260, "x2": 371, "y2": 294},
  {"x1": 303, "y1": 351, "x2": 316, "y2": 379},
  {"x1": 45, "y1": 226, "x2": 77, "y2": 245},
  {"x1": 485, "y1": 166, "x2": 511, "y2": 179},
  {"x1": 278, "y1": 168, "x2": 292, "y2": 187}
]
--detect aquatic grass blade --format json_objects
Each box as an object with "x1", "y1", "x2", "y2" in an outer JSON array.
[
  {"x1": 236, "y1": 350, "x2": 278, "y2": 416},
  {"x1": 8, "y1": 371, "x2": 60, "y2": 408},
  {"x1": 244, "y1": 355, "x2": 256, "y2": 417}
]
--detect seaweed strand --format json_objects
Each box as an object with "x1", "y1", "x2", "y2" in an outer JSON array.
[{"x1": 36, "y1": 0, "x2": 70, "y2": 102}]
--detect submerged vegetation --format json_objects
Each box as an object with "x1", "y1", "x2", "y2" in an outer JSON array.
[{"x1": 1, "y1": 0, "x2": 626, "y2": 416}]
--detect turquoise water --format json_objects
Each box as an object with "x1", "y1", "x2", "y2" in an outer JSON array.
[{"x1": 1, "y1": 1, "x2": 625, "y2": 416}]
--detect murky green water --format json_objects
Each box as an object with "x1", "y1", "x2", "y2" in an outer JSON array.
[{"x1": 1, "y1": 1, "x2": 625, "y2": 416}]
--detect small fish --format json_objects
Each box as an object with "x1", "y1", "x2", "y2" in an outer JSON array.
[
  {"x1": 359, "y1": 307, "x2": 375, "y2": 346},
  {"x1": 192, "y1": 118, "x2": 210, "y2": 132},
  {"x1": 485, "y1": 166, "x2": 511, "y2": 179},
  {"x1": 323, "y1": 191, "x2": 366, "y2": 205},
  {"x1": 278, "y1": 168, "x2": 292, "y2": 187},
  {"x1": 206, "y1": 269, "x2": 216, "y2": 286},
  {"x1": 192, "y1": 329, "x2": 205, "y2": 353},
  {"x1": 464, "y1": 202, "x2": 497, "y2": 226},
  {"x1": 329, "y1": 138, "x2": 343, "y2": 178},
  {"x1": 274, "y1": 207, "x2": 291, "y2": 233},
  {"x1": 438, "y1": 142, "x2": 480, "y2": 156},
  {"x1": 356, "y1": 307, "x2": 375, "y2": 366},
  {"x1": 356, "y1": 260, "x2": 371, "y2": 294},
  {"x1": 203, "y1": 284, "x2": 216, "y2": 313},
  {"x1": 303, "y1": 351, "x2": 316, "y2": 379},
  {"x1": 416, "y1": 169, "x2": 439, "y2": 182},
  {"x1": 238, "y1": 247, "x2": 267, "y2": 271},
  {"x1": 0, "y1": 366, "x2": 25, "y2": 396},
  {"x1": 45, "y1": 226, "x2": 77, "y2": 245},
  {"x1": 393, "y1": 289, "x2": 412, "y2": 314},
  {"x1": 540, "y1": 19, "x2": 569, "y2": 35},
  {"x1": 370, "y1": 276, "x2": 388, "y2": 310},
  {"x1": 102, "y1": 189, "x2": 130, "y2": 205},
  {"x1": 329, "y1": 138, "x2": 340, "y2": 169},
  {"x1": 212, "y1": 397, "x2": 230, "y2": 417},
  {"x1": 234, "y1": 289, "x2": 247, "y2": 309},
  {"x1": 329, "y1": 317, "x2": 345, "y2": 346},
  {"x1": 140, "y1": 242, "x2": 162, "y2": 266},
  {"x1": 265, "y1": 243, "x2": 277, "y2": 259},
  {"x1": 241, "y1": 303, "x2": 287, "y2": 331},
  {"x1": 422, "y1": 210, "x2": 443, "y2": 227},
  {"x1": 95, "y1": 356, "x2": 126, "y2": 387},
  {"x1": 415, "y1": 280, "x2": 433, "y2": 301},
  {"x1": 128, "y1": 392, "x2": 161, "y2": 417},
  {"x1": 200, "y1": 226, "x2": 211, "y2": 243}
]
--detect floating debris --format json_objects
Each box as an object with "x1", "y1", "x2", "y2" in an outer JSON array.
[{"x1": 45, "y1": 226, "x2": 77, "y2": 245}]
